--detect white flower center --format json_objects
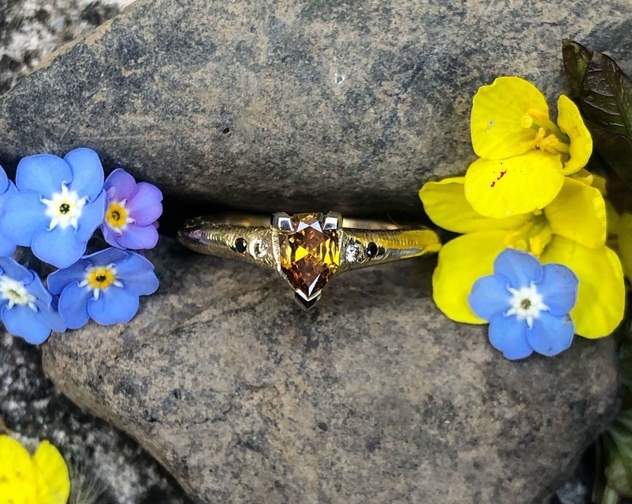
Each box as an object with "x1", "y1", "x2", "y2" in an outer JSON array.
[
  {"x1": 506, "y1": 282, "x2": 549, "y2": 328},
  {"x1": 0, "y1": 276, "x2": 37, "y2": 311},
  {"x1": 41, "y1": 184, "x2": 87, "y2": 231}
]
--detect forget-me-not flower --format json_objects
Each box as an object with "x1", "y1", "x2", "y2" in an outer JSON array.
[
  {"x1": 48, "y1": 247, "x2": 159, "y2": 329},
  {"x1": 0, "y1": 148, "x2": 107, "y2": 268},
  {"x1": 0, "y1": 165, "x2": 18, "y2": 257},
  {"x1": 101, "y1": 168, "x2": 162, "y2": 250},
  {"x1": 468, "y1": 248, "x2": 578, "y2": 360},
  {"x1": 0, "y1": 257, "x2": 66, "y2": 344}
]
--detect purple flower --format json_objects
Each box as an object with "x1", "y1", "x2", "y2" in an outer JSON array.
[
  {"x1": 101, "y1": 169, "x2": 162, "y2": 250},
  {"x1": 48, "y1": 247, "x2": 159, "y2": 329},
  {"x1": 468, "y1": 248, "x2": 579, "y2": 360},
  {"x1": 0, "y1": 148, "x2": 106, "y2": 268},
  {"x1": 0, "y1": 257, "x2": 65, "y2": 344},
  {"x1": 0, "y1": 165, "x2": 18, "y2": 257}
]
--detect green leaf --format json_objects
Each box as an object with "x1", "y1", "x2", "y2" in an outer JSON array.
[
  {"x1": 562, "y1": 39, "x2": 592, "y2": 98},
  {"x1": 562, "y1": 40, "x2": 632, "y2": 192},
  {"x1": 605, "y1": 430, "x2": 632, "y2": 497}
]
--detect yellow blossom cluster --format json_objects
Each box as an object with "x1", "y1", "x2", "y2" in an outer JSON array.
[
  {"x1": 420, "y1": 77, "x2": 625, "y2": 338},
  {"x1": 0, "y1": 435, "x2": 70, "y2": 504}
]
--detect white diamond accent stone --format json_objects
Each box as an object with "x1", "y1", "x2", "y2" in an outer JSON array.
[
  {"x1": 250, "y1": 239, "x2": 269, "y2": 259},
  {"x1": 345, "y1": 242, "x2": 364, "y2": 263}
]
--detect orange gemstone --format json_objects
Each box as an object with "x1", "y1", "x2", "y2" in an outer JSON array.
[{"x1": 278, "y1": 213, "x2": 340, "y2": 301}]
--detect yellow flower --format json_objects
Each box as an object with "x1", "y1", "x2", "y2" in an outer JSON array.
[
  {"x1": 465, "y1": 76, "x2": 593, "y2": 219},
  {"x1": 0, "y1": 435, "x2": 70, "y2": 504},
  {"x1": 420, "y1": 176, "x2": 624, "y2": 338},
  {"x1": 608, "y1": 209, "x2": 632, "y2": 282}
]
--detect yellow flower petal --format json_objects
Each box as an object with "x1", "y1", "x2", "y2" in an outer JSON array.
[
  {"x1": 606, "y1": 200, "x2": 621, "y2": 236},
  {"x1": 557, "y1": 95, "x2": 593, "y2": 174},
  {"x1": 433, "y1": 231, "x2": 508, "y2": 324},
  {"x1": 0, "y1": 435, "x2": 38, "y2": 504},
  {"x1": 464, "y1": 151, "x2": 564, "y2": 218},
  {"x1": 33, "y1": 440, "x2": 70, "y2": 504},
  {"x1": 570, "y1": 168, "x2": 594, "y2": 186},
  {"x1": 471, "y1": 76, "x2": 549, "y2": 159},
  {"x1": 419, "y1": 177, "x2": 531, "y2": 233},
  {"x1": 544, "y1": 177, "x2": 607, "y2": 248},
  {"x1": 541, "y1": 236, "x2": 624, "y2": 338},
  {"x1": 618, "y1": 213, "x2": 632, "y2": 281}
]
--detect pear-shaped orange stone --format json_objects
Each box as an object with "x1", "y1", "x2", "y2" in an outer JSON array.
[{"x1": 278, "y1": 213, "x2": 340, "y2": 300}]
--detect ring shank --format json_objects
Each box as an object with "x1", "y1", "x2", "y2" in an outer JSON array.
[{"x1": 178, "y1": 213, "x2": 441, "y2": 273}]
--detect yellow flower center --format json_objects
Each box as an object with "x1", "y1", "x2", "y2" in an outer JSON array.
[
  {"x1": 503, "y1": 211, "x2": 552, "y2": 257},
  {"x1": 521, "y1": 108, "x2": 570, "y2": 156},
  {"x1": 106, "y1": 202, "x2": 128, "y2": 229},
  {"x1": 87, "y1": 267, "x2": 116, "y2": 290}
]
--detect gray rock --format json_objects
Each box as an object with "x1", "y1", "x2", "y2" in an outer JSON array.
[
  {"x1": 0, "y1": 0, "x2": 135, "y2": 95},
  {"x1": 42, "y1": 237, "x2": 618, "y2": 504},
  {"x1": 0, "y1": 0, "x2": 631, "y2": 216},
  {"x1": 0, "y1": 332, "x2": 192, "y2": 504}
]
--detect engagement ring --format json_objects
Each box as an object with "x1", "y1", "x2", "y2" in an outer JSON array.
[{"x1": 178, "y1": 212, "x2": 441, "y2": 308}]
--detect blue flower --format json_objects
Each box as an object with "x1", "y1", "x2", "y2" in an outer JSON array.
[
  {"x1": 0, "y1": 165, "x2": 18, "y2": 257},
  {"x1": 101, "y1": 168, "x2": 163, "y2": 250},
  {"x1": 48, "y1": 248, "x2": 159, "y2": 329},
  {"x1": 0, "y1": 148, "x2": 107, "y2": 268},
  {"x1": 468, "y1": 248, "x2": 579, "y2": 360},
  {"x1": 0, "y1": 257, "x2": 65, "y2": 344}
]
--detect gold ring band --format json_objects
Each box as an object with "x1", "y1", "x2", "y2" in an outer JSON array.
[{"x1": 178, "y1": 212, "x2": 441, "y2": 308}]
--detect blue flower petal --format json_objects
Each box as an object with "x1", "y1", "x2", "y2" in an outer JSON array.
[
  {"x1": 0, "y1": 165, "x2": 9, "y2": 193},
  {"x1": 64, "y1": 148, "x2": 105, "y2": 200},
  {"x1": 2, "y1": 305, "x2": 52, "y2": 344},
  {"x1": 47, "y1": 260, "x2": 89, "y2": 294},
  {"x1": 127, "y1": 182, "x2": 163, "y2": 226},
  {"x1": 16, "y1": 154, "x2": 72, "y2": 198},
  {"x1": 527, "y1": 312, "x2": 574, "y2": 357},
  {"x1": 83, "y1": 247, "x2": 129, "y2": 267},
  {"x1": 0, "y1": 175, "x2": 14, "y2": 201},
  {"x1": 75, "y1": 190, "x2": 107, "y2": 242},
  {"x1": 32, "y1": 227, "x2": 86, "y2": 269},
  {"x1": 116, "y1": 223, "x2": 159, "y2": 250},
  {"x1": 0, "y1": 191, "x2": 50, "y2": 246},
  {"x1": 101, "y1": 221, "x2": 122, "y2": 249},
  {"x1": 88, "y1": 286, "x2": 139, "y2": 325},
  {"x1": 494, "y1": 248, "x2": 543, "y2": 289},
  {"x1": 115, "y1": 252, "x2": 159, "y2": 296},
  {"x1": 104, "y1": 168, "x2": 136, "y2": 200},
  {"x1": 0, "y1": 232, "x2": 17, "y2": 258},
  {"x1": 0, "y1": 257, "x2": 35, "y2": 283},
  {"x1": 47, "y1": 296, "x2": 67, "y2": 333},
  {"x1": 0, "y1": 182, "x2": 18, "y2": 256},
  {"x1": 27, "y1": 275, "x2": 67, "y2": 333},
  {"x1": 488, "y1": 312, "x2": 533, "y2": 360},
  {"x1": 537, "y1": 263, "x2": 579, "y2": 316},
  {"x1": 468, "y1": 274, "x2": 511, "y2": 321},
  {"x1": 58, "y1": 283, "x2": 92, "y2": 329}
]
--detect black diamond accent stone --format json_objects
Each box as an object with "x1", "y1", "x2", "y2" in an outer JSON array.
[
  {"x1": 235, "y1": 238, "x2": 247, "y2": 253},
  {"x1": 366, "y1": 242, "x2": 378, "y2": 257}
]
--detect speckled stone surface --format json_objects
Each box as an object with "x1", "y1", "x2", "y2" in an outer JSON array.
[
  {"x1": 0, "y1": 333, "x2": 192, "y2": 504},
  {"x1": 42, "y1": 238, "x2": 619, "y2": 504},
  {"x1": 0, "y1": 0, "x2": 631, "y2": 217},
  {"x1": 0, "y1": 0, "x2": 135, "y2": 94}
]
